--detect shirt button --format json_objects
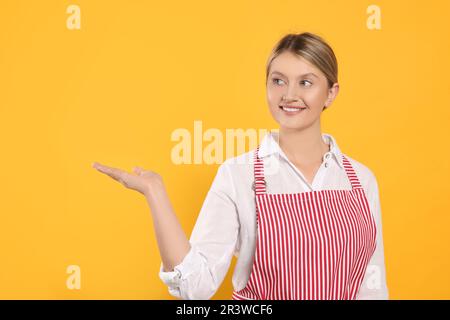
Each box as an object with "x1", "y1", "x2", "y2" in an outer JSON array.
[{"x1": 324, "y1": 162, "x2": 329, "y2": 168}]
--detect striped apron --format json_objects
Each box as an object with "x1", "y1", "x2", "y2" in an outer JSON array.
[{"x1": 232, "y1": 146, "x2": 377, "y2": 300}]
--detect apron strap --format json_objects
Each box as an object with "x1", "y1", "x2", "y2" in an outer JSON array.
[
  {"x1": 253, "y1": 147, "x2": 363, "y2": 193},
  {"x1": 341, "y1": 155, "x2": 363, "y2": 190},
  {"x1": 252, "y1": 146, "x2": 267, "y2": 195}
]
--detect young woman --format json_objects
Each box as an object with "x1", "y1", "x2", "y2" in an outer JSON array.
[{"x1": 92, "y1": 32, "x2": 389, "y2": 300}]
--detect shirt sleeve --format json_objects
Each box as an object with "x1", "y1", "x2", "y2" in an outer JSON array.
[
  {"x1": 357, "y1": 170, "x2": 389, "y2": 300},
  {"x1": 158, "y1": 162, "x2": 240, "y2": 300}
]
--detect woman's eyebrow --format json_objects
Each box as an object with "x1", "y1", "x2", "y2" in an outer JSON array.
[{"x1": 271, "y1": 71, "x2": 319, "y2": 78}]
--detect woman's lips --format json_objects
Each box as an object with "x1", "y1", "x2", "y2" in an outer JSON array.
[
  {"x1": 280, "y1": 105, "x2": 306, "y2": 108},
  {"x1": 279, "y1": 105, "x2": 307, "y2": 114}
]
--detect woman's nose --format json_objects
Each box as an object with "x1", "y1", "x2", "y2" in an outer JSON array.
[{"x1": 283, "y1": 85, "x2": 302, "y2": 101}]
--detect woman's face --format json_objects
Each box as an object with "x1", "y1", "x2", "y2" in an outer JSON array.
[{"x1": 266, "y1": 51, "x2": 339, "y2": 131}]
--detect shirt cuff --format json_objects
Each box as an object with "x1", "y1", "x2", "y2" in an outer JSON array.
[{"x1": 158, "y1": 245, "x2": 199, "y2": 295}]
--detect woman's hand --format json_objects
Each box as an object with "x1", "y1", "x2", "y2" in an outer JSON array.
[
  {"x1": 92, "y1": 161, "x2": 163, "y2": 197},
  {"x1": 93, "y1": 161, "x2": 191, "y2": 273}
]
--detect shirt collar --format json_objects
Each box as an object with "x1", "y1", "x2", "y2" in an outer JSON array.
[{"x1": 257, "y1": 130, "x2": 345, "y2": 169}]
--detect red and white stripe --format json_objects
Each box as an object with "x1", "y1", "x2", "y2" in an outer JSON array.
[{"x1": 232, "y1": 146, "x2": 377, "y2": 300}]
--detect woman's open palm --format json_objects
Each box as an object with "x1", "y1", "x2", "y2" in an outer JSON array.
[
  {"x1": 92, "y1": 161, "x2": 162, "y2": 196},
  {"x1": 92, "y1": 161, "x2": 190, "y2": 274}
]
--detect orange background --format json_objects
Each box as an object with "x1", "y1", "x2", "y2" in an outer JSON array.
[{"x1": 0, "y1": 0, "x2": 449, "y2": 299}]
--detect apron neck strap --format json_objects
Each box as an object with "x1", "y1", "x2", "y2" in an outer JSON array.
[
  {"x1": 252, "y1": 146, "x2": 267, "y2": 195},
  {"x1": 252, "y1": 147, "x2": 363, "y2": 194},
  {"x1": 341, "y1": 155, "x2": 363, "y2": 190}
]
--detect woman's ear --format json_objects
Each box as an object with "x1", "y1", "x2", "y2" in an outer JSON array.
[{"x1": 324, "y1": 83, "x2": 339, "y2": 109}]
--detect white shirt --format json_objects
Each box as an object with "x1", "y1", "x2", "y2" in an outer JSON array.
[{"x1": 159, "y1": 131, "x2": 389, "y2": 300}]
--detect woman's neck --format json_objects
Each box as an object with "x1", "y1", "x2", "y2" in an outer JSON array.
[{"x1": 276, "y1": 125, "x2": 330, "y2": 167}]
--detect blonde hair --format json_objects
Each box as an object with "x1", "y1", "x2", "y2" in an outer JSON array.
[{"x1": 265, "y1": 32, "x2": 338, "y2": 111}]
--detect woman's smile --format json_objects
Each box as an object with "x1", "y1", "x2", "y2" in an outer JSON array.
[{"x1": 279, "y1": 105, "x2": 307, "y2": 115}]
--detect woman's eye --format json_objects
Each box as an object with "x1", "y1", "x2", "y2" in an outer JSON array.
[
  {"x1": 272, "y1": 78, "x2": 284, "y2": 85},
  {"x1": 272, "y1": 78, "x2": 312, "y2": 87}
]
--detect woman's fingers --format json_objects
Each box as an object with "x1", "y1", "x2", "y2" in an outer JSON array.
[
  {"x1": 133, "y1": 166, "x2": 144, "y2": 175},
  {"x1": 93, "y1": 161, "x2": 160, "y2": 195},
  {"x1": 92, "y1": 162, "x2": 128, "y2": 184}
]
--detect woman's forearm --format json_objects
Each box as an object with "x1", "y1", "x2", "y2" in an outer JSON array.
[{"x1": 144, "y1": 180, "x2": 191, "y2": 272}]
